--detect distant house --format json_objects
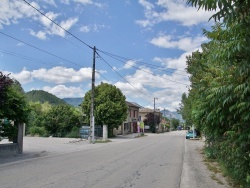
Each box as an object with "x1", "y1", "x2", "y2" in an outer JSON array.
[
  {"x1": 114, "y1": 101, "x2": 141, "y2": 135},
  {"x1": 139, "y1": 108, "x2": 163, "y2": 132}
]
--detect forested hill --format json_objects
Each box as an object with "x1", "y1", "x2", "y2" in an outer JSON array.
[
  {"x1": 62, "y1": 98, "x2": 83, "y2": 106},
  {"x1": 26, "y1": 90, "x2": 66, "y2": 105}
]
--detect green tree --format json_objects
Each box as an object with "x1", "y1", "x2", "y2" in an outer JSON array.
[
  {"x1": 0, "y1": 74, "x2": 30, "y2": 123},
  {"x1": 0, "y1": 72, "x2": 13, "y2": 113},
  {"x1": 184, "y1": 0, "x2": 250, "y2": 186},
  {"x1": 178, "y1": 93, "x2": 193, "y2": 127},
  {"x1": 171, "y1": 118, "x2": 180, "y2": 130},
  {"x1": 0, "y1": 72, "x2": 30, "y2": 140},
  {"x1": 81, "y1": 83, "x2": 128, "y2": 137},
  {"x1": 44, "y1": 104, "x2": 81, "y2": 137},
  {"x1": 26, "y1": 101, "x2": 50, "y2": 136}
]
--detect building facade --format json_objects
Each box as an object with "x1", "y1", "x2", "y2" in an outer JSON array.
[
  {"x1": 139, "y1": 108, "x2": 162, "y2": 132},
  {"x1": 114, "y1": 101, "x2": 141, "y2": 135}
]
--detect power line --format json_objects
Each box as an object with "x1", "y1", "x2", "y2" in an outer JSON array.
[
  {"x1": 97, "y1": 49, "x2": 187, "y2": 73},
  {"x1": 97, "y1": 48, "x2": 189, "y2": 86},
  {"x1": 0, "y1": 48, "x2": 58, "y2": 67},
  {"x1": 96, "y1": 51, "x2": 152, "y2": 99},
  {"x1": 22, "y1": 0, "x2": 93, "y2": 50},
  {"x1": 0, "y1": 31, "x2": 82, "y2": 68}
]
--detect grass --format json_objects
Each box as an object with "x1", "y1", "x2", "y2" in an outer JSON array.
[{"x1": 201, "y1": 148, "x2": 241, "y2": 188}]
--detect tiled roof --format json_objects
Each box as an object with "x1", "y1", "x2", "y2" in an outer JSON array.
[{"x1": 126, "y1": 101, "x2": 141, "y2": 108}]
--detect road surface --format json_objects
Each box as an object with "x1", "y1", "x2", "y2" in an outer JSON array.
[
  {"x1": 0, "y1": 132, "x2": 186, "y2": 188},
  {"x1": 0, "y1": 131, "x2": 230, "y2": 188}
]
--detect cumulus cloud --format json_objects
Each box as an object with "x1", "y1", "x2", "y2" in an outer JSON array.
[
  {"x1": 0, "y1": 0, "x2": 39, "y2": 29},
  {"x1": 47, "y1": 17, "x2": 78, "y2": 37},
  {"x1": 30, "y1": 30, "x2": 47, "y2": 40},
  {"x1": 150, "y1": 35, "x2": 207, "y2": 51},
  {"x1": 0, "y1": 1, "x2": 78, "y2": 39},
  {"x1": 5, "y1": 66, "x2": 95, "y2": 85},
  {"x1": 136, "y1": 0, "x2": 215, "y2": 28},
  {"x1": 113, "y1": 64, "x2": 190, "y2": 111},
  {"x1": 124, "y1": 60, "x2": 137, "y2": 69},
  {"x1": 153, "y1": 46, "x2": 202, "y2": 70},
  {"x1": 43, "y1": 85, "x2": 84, "y2": 98},
  {"x1": 32, "y1": 66, "x2": 93, "y2": 84},
  {"x1": 4, "y1": 68, "x2": 33, "y2": 84}
]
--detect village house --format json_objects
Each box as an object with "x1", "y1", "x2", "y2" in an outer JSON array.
[
  {"x1": 114, "y1": 101, "x2": 141, "y2": 135},
  {"x1": 139, "y1": 108, "x2": 163, "y2": 132}
]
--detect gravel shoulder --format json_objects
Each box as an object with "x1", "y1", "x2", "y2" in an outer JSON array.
[{"x1": 180, "y1": 138, "x2": 231, "y2": 188}]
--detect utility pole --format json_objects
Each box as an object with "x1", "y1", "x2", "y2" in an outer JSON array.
[
  {"x1": 89, "y1": 46, "x2": 96, "y2": 144},
  {"x1": 169, "y1": 114, "x2": 172, "y2": 132},
  {"x1": 154, "y1": 97, "x2": 157, "y2": 132}
]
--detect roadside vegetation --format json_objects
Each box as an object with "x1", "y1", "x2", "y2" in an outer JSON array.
[
  {"x1": 1, "y1": 75, "x2": 129, "y2": 140},
  {"x1": 179, "y1": 1, "x2": 250, "y2": 187}
]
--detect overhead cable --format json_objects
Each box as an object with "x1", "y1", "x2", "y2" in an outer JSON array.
[
  {"x1": 22, "y1": 0, "x2": 93, "y2": 50},
  {"x1": 0, "y1": 31, "x2": 82, "y2": 68},
  {"x1": 97, "y1": 48, "x2": 189, "y2": 86},
  {"x1": 96, "y1": 51, "x2": 152, "y2": 99}
]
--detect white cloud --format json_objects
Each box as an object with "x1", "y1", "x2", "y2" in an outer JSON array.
[
  {"x1": 124, "y1": 60, "x2": 136, "y2": 69},
  {"x1": 42, "y1": 0, "x2": 57, "y2": 6},
  {"x1": 4, "y1": 68, "x2": 33, "y2": 84},
  {"x1": 43, "y1": 85, "x2": 84, "y2": 98},
  {"x1": 47, "y1": 17, "x2": 78, "y2": 37},
  {"x1": 138, "y1": 0, "x2": 154, "y2": 11},
  {"x1": 80, "y1": 24, "x2": 106, "y2": 33},
  {"x1": 40, "y1": 12, "x2": 59, "y2": 27},
  {"x1": 61, "y1": 0, "x2": 102, "y2": 7},
  {"x1": 113, "y1": 63, "x2": 190, "y2": 111},
  {"x1": 5, "y1": 66, "x2": 96, "y2": 85},
  {"x1": 136, "y1": 0, "x2": 215, "y2": 28},
  {"x1": 30, "y1": 30, "x2": 47, "y2": 40},
  {"x1": 0, "y1": 1, "x2": 78, "y2": 39},
  {"x1": 32, "y1": 66, "x2": 93, "y2": 84},
  {"x1": 0, "y1": 0, "x2": 39, "y2": 29},
  {"x1": 153, "y1": 47, "x2": 201, "y2": 70},
  {"x1": 150, "y1": 35, "x2": 207, "y2": 51},
  {"x1": 80, "y1": 26, "x2": 90, "y2": 33}
]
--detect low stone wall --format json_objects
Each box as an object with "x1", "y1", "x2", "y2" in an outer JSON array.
[{"x1": 0, "y1": 143, "x2": 18, "y2": 157}]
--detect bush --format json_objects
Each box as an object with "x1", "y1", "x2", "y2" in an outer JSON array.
[
  {"x1": 29, "y1": 126, "x2": 47, "y2": 136},
  {"x1": 65, "y1": 126, "x2": 80, "y2": 138}
]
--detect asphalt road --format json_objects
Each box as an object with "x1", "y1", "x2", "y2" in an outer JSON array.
[
  {"x1": 0, "y1": 131, "x2": 230, "y2": 188},
  {"x1": 0, "y1": 132, "x2": 185, "y2": 188}
]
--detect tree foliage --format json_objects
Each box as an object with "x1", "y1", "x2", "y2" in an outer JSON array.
[
  {"x1": 171, "y1": 118, "x2": 180, "y2": 130},
  {"x1": 182, "y1": 0, "x2": 250, "y2": 186},
  {"x1": 81, "y1": 83, "x2": 128, "y2": 137},
  {"x1": 0, "y1": 72, "x2": 30, "y2": 123},
  {"x1": 44, "y1": 104, "x2": 81, "y2": 137}
]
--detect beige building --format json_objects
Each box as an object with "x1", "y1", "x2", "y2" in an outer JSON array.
[
  {"x1": 139, "y1": 108, "x2": 162, "y2": 132},
  {"x1": 114, "y1": 101, "x2": 141, "y2": 135}
]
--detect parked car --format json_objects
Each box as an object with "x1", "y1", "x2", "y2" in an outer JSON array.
[{"x1": 186, "y1": 130, "x2": 197, "y2": 139}]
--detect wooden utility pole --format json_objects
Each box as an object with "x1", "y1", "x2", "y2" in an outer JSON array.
[
  {"x1": 154, "y1": 97, "x2": 157, "y2": 132},
  {"x1": 89, "y1": 46, "x2": 96, "y2": 144}
]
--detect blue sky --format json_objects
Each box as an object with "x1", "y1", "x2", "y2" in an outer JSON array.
[{"x1": 0, "y1": 0, "x2": 214, "y2": 111}]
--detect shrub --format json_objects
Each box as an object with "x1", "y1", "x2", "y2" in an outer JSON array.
[{"x1": 29, "y1": 126, "x2": 47, "y2": 136}]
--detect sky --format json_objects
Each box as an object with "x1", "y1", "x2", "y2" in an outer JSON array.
[{"x1": 0, "y1": 0, "x2": 214, "y2": 111}]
